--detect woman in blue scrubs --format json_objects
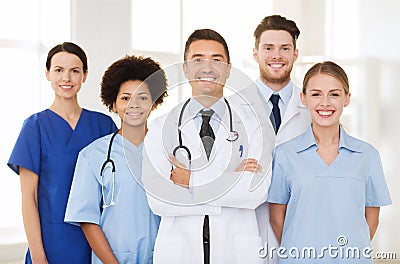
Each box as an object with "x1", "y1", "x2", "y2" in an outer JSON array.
[
  {"x1": 7, "y1": 42, "x2": 117, "y2": 263},
  {"x1": 65, "y1": 55, "x2": 168, "y2": 263},
  {"x1": 268, "y1": 61, "x2": 391, "y2": 263}
]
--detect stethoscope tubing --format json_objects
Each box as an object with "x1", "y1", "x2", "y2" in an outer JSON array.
[
  {"x1": 100, "y1": 130, "x2": 119, "y2": 208},
  {"x1": 173, "y1": 98, "x2": 238, "y2": 162}
]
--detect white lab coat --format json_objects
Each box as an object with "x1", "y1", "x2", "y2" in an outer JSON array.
[
  {"x1": 233, "y1": 83, "x2": 311, "y2": 263},
  {"x1": 142, "y1": 97, "x2": 275, "y2": 264}
]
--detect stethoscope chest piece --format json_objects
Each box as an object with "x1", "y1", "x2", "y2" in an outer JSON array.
[{"x1": 227, "y1": 130, "x2": 239, "y2": 142}]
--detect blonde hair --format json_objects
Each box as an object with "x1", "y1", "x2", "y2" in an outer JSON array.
[{"x1": 302, "y1": 61, "x2": 349, "y2": 94}]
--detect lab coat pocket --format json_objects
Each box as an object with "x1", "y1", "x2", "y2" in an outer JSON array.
[
  {"x1": 113, "y1": 251, "x2": 136, "y2": 264},
  {"x1": 234, "y1": 234, "x2": 264, "y2": 264}
]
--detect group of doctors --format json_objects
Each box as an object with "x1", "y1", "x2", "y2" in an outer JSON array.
[{"x1": 8, "y1": 14, "x2": 391, "y2": 264}]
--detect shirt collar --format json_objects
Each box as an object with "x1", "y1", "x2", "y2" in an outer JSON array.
[
  {"x1": 338, "y1": 126, "x2": 362, "y2": 153},
  {"x1": 189, "y1": 97, "x2": 225, "y2": 120},
  {"x1": 297, "y1": 125, "x2": 362, "y2": 153},
  {"x1": 256, "y1": 78, "x2": 293, "y2": 104}
]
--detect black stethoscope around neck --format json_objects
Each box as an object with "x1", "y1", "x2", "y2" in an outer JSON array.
[{"x1": 172, "y1": 98, "x2": 239, "y2": 164}]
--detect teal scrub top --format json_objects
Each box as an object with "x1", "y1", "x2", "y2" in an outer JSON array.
[
  {"x1": 65, "y1": 133, "x2": 160, "y2": 264},
  {"x1": 267, "y1": 126, "x2": 391, "y2": 263},
  {"x1": 7, "y1": 109, "x2": 116, "y2": 264}
]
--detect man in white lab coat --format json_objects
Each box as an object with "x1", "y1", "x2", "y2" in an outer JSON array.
[
  {"x1": 237, "y1": 15, "x2": 311, "y2": 263},
  {"x1": 142, "y1": 29, "x2": 275, "y2": 264}
]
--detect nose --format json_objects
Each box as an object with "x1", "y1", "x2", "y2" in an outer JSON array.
[
  {"x1": 271, "y1": 48, "x2": 282, "y2": 59},
  {"x1": 200, "y1": 59, "x2": 214, "y2": 73},
  {"x1": 128, "y1": 98, "x2": 140, "y2": 108},
  {"x1": 62, "y1": 71, "x2": 70, "y2": 82},
  {"x1": 320, "y1": 95, "x2": 331, "y2": 106}
]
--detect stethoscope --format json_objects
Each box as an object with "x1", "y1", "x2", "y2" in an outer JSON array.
[
  {"x1": 100, "y1": 130, "x2": 119, "y2": 208},
  {"x1": 172, "y1": 98, "x2": 239, "y2": 166}
]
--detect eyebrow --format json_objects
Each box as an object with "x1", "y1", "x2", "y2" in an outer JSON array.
[
  {"x1": 137, "y1": 91, "x2": 150, "y2": 95},
  {"x1": 262, "y1": 43, "x2": 292, "y2": 47},
  {"x1": 190, "y1": 54, "x2": 225, "y2": 59},
  {"x1": 53, "y1": 65, "x2": 81, "y2": 70},
  {"x1": 309, "y1": 88, "x2": 343, "y2": 92}
]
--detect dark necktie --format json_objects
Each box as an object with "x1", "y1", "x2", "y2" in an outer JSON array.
[
  {"x1": 199, "y1": 109, "x2": 214, "y2": 264},
  {"x1": 270, "y1": 94, "x2": 281, "y2": 134},
  {"x1": 199, "y1": 109, "x2": 215, "y2": 160}
]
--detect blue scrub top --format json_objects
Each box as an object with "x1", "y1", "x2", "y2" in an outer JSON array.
[
  {"x1": 267, "y1": 125, "x2": 391, "y2": 264},
  {"x1": 8, "y1": 109, "x2": 116, "y2": 264},
  {"x1": 65, "y1": 133, "x2": 160, "y2": 264}
]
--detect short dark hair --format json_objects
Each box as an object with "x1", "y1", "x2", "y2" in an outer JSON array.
[
  {"x1": 46, "y1": 42, "x2": 88, "y2": 72},
  {"x1": 100, "y1": 55, "x2": 168, "y2": 112},
  {"x1": 184, "y1": 29, "x2": 230, "y2": 63},
  {"x1": 254, "y1": 15, "x2": 300, "y2": 49}
]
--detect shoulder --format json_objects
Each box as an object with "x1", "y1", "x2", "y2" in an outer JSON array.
[
  {"x1": 292, "y1": 83, "x2": 302, "y2": 94},
  {"x1": 344, "y1": 132, "x2": 380, "y2": 156},
  {"x1": 82, "y1": 109, "x2": 116, "y2": 130},
  {"x1": 80, "y1": 133, "x2": 112, "y2": 154},
  {"x1": 83, "y1": 108, "x2": 113, "y2": 120},
  {"x1": 229, "y1": 83, "x2": 260, "y2": 105},
  {"x1": 275, "y1": 132, "x2": 306, "y2": 153},
  {"x1": 20, "y1": 110, "x2": 49, "y2": 128},
  {"x1": 148, "y1": 102, "x2": 184, "y2": 128}
]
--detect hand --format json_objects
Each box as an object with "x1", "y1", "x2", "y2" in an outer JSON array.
[
  {"x1": 235, "y1": 158, "x2": 262, "y2": 173},
  {"x1": 168, "y1": 154, "x2": 191, "y2": 188}
]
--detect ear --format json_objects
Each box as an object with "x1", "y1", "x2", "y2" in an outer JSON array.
[
  {"x1": 293, "y1": 48, "x2": 299, "y2": 63},
  {"x1": 112, "y1": 102, "x2": 117, "y2": 113},
  {"x1": 344, "y1": 92, "x2": 351, "y2": 107},
  {"x1": 82, "y1": 70, "x2": 88, "y2": 83},
  {"x1": 253, "y1": 47, "x2": 259, "y2": 63},
  {"x1": 45, "y1": 69, "x2": 50, "y2": 81},
  {"x1": 183, "y1": 62, "x2": 189, "y2": 80},
  {"x1": 225, "y1": 63, "x2": 232, "y2": 79},
  {"x1": 300, "y1": 91, "x2": 307, "y2": 107}
]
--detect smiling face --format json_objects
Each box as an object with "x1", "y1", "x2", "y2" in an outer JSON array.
[
  {"x1": 301, "y1": 73, "x2": 351, "y2": 129},
  {"x1": 45, "y1": 51, "x2": 87, "y2": 100},
  {"x1": 183, "y1": 40, "x2": 231, "y2": 100},
  {"x1": 253, "y1": 30, "x2": 298, "y2": 91},
  {"x1": 113, "y1": 80, "x2": 153, "y2": 130}
]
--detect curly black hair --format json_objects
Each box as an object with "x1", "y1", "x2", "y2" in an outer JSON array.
[{"x1": 100, "y1": 55, "x2": 168, "y2": 112}]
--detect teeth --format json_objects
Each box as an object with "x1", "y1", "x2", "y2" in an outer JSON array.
[
  {"x1": 61, "y1": 85, "x2": 72, "y2": 89},
  {"x1": 270, "y1": 64, "x2": 283, "y2": 69},
  {"x1": 318, "y1": 110, "x2": 333, "y2": 116},
  {"x1": 199, "y1": 77, "x2": 214, "y2": 81}
]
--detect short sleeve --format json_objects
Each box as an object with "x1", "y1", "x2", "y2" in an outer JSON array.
[
  {"x1": 267, "y1": 148, "x2": 290, "y2": 204},
  {"x1": 7, "y1": 116, "x2": 41, "y2": 175},
  {"x1": 365, "y1": 148, "x2": 392, "y2": 207},
  {"x1": 64, "y1": 150, "x2": 102, "y2": 226}
]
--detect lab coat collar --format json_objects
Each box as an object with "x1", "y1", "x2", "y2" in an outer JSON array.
[{"x1": 278, "y1": 85, "x2": 307, "y2": 131}]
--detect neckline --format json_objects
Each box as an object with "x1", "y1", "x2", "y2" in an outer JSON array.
[{"x1": 47, "y1": 108, "x2": 85, "y2": 131}]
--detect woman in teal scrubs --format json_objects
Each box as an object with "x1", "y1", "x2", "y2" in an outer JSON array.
[
  {"x1": 7, "y1": 42, "x2": 116, "y2": 263},
  {"x1": 268, "y1": 61, "x2": 391, "y2": 263},
  {"x1": 65, "y1": 55, "x2": 168, "y2": 263}
]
